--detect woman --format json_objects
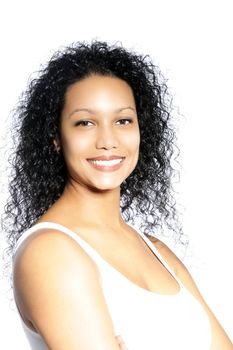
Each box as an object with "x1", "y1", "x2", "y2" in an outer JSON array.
[{"x1": 4, "y1": 41, "x2": 232, "y2": 349}]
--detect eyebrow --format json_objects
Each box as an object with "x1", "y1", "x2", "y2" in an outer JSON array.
[{"x1": 68, "y1": 107, "x2": 136, "y2": 118}]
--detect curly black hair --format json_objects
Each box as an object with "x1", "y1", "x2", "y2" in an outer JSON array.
[{"x1": 3, "y1": 40, "x2": 184, "y2": 260}]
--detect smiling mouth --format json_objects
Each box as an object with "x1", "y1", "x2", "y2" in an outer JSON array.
[{"x1": 87, "y1": 157, "x2": 125, "y2": 171}]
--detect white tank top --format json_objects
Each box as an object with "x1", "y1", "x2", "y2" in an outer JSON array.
[{"x1": 13, "y1": 222, "x2": 212, "y2": 350}]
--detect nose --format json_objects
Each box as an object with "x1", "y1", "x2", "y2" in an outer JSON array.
[{"x1": 96, "y1": 125, "x2": 118, "y2": 150}]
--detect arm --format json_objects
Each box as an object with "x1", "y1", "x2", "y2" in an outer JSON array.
[
  {"x1": 13, "y1": 229, "x2": 124, "y2": 350},
  {"x1": 151, "y1": 238, "x2": 233, "y2": 350}
]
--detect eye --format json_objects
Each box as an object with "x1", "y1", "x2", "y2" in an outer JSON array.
[
  {"x1": 74, "y1": 120, "x2": 94, "y2": 127},
  {"x1": 116, "y1": 118, "x2": 133, "y2": 125}
]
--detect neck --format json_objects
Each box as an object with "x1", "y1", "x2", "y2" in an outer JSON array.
[{"x1": 58, "y1": 180, "x2": 124, "y2": 230}]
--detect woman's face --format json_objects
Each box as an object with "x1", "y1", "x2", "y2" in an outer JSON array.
[{"x1": 59, "y1": 74, "x2": 140, "y2": 191}]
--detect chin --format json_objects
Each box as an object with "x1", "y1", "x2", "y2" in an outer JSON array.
[
  {"x1": 91, "y1": 183, "x2": 120, "y2": 192},
  {"x1": 88, "y1": 178, "x2": 123, "y2": 192}
]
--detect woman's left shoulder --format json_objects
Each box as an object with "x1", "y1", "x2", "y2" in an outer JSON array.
[
  {"x1": 148, "y1": 236, "x2": 233, "y2": 348},
  {"x1": 148, "y1": 236, "x2": 183, "y2": 275}
]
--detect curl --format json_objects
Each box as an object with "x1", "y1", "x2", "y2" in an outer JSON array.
[{"x1": 2, "y1": 40, "x2": 185, "y2": 268}]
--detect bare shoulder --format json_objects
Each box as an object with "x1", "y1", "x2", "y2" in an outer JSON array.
[
  {"x1": 13, "y1": 229, "x2": 120, "y2": 350},
  {"x1": 149, "y1": 236, "x2": 233, "y2": 349},
  {"x1": 148, "y1": 236, "x2": 200, "y2": 297},
  {"x1": 14, "y1": 228, "x2": 97, "y2": 268},
  {"x1": 14, "y1": 228, "x2": 99, "y2": 292},
  {"x1": 149, "y1": 235, "x2": 214, "y2": 298},
  {"x1": 148, "y1": 236, "x2": 182, "y2": 275},
  {"x1": 13, "y1": 228, "x2": 99, "y2": 323}
]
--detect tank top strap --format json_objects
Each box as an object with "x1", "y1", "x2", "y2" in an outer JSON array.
[
  {"x1": 14, "y1": 222, "x2": 180, "y2": 285},
  {"x1": 13, "y1": 222, "x2": 104, "y2": 263},
  {"x1": 135, "y1": 230, "x2": 179, "y2": 282}
]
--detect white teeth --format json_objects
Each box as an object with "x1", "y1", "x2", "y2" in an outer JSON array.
[{"x1": 90, "y1": 159, "x2": 123, "y2": 166}]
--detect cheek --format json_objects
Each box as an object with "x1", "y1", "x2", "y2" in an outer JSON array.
[
  {"x1": 125, "y1": 130, "x2": 140, "y2": 154},
  {"x1": 62, "y1": 134, "x2": 91, "y2": 159}
]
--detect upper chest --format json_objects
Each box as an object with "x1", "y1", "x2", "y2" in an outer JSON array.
[{"x1": 74, "y1": 225, "x2": 180, "y2": 295}]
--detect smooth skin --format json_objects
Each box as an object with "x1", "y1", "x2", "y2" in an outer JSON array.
[{"x1": 14, "y1": 75, "x2": 233, "y2": 349}]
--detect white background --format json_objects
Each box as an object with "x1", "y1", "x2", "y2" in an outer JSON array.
[{"x1": 0, "y1": 0, "x2": 232, "y2": 348}]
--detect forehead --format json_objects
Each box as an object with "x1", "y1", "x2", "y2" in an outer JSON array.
[{"x1": 63, "y1": 75, "x2": 136, "y2": 110}]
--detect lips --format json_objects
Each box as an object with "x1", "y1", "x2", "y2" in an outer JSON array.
[{"x1": 87, "y1": 156, "x2": 125, "y2": 171}]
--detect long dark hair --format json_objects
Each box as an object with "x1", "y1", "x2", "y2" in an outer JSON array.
[{"x1": 3, "y1": 40, "x2": 184, "y2": 263}]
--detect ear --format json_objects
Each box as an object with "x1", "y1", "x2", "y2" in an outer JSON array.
[{"x1": 53, "y1": 139, "x2": 61, "y2": 152}]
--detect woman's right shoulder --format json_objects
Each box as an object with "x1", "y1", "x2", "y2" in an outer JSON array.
[
  {"x1": 14, "y1": 226, "x2": 98, "y2": 277},
  {"x1": 13, "y1": 228, "x2": 121, "y2": 350}
]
